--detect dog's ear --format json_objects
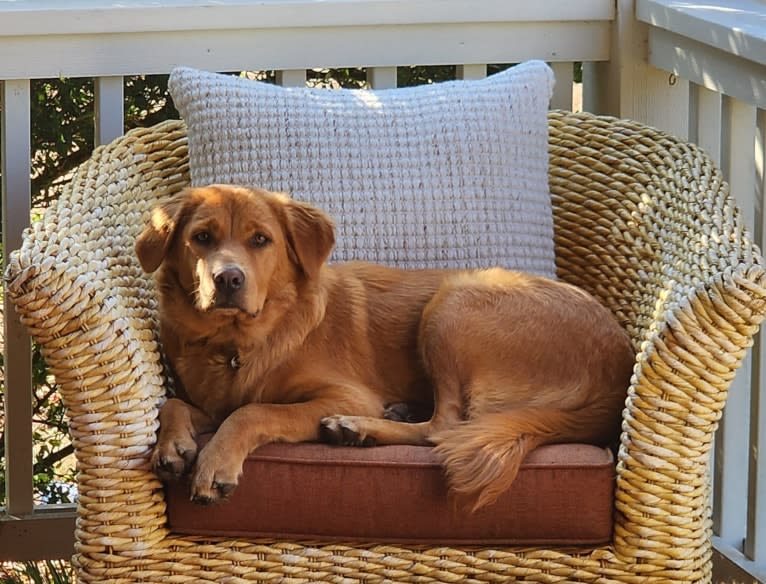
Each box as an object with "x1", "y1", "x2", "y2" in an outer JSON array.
[
  {"x1": 281, "y1": 198, "x2": 336, "y2": 279},
  {"x1": 135, "y1": 190, "x2": 194, "y2": 273}
]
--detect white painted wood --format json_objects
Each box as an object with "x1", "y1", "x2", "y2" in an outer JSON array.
[
  {"x1": 758, "y1": 107, "x2": 766, "y2": 248},
  {"x1": 0, "y1": 507, "x2": 75, "y2": 561},
  {"x1": 582, "y1": 0, "x2": 690, "y2": 139},
  {"x1": 456, "y1": 64, "x2": 487, "y2": 80},
  {"x1": 646, "y1": 27, "x2": 766, "y2": 110},
  {"x1": 276, "y1": 69, "x2": 307, "y2": 87},
  {"x1": 723, "y1": 97, "x2": 758, "y2": 231},
  {"x1": 639, "y1": 0, "x2": 766, "y2": 109},
  {"x1": 0, "y1": 503, "x2": 77, "y2": 560},
  {"x1": 690, "y1": 84, "x2": 722, "y2": 166},
  {"x1": 0, "y1": 22, "x2": 611, "y2": 80},
  {"x1": 637, "y1": 0, "x2": 766, "y2": 67},
  {"x1": 713, "y1": 536, "x2": 766, "y2": 583},
  {"x1": 0, "y1": 0, "x2": 615, "y2": 36},
  {"x1": 746, "y1": 108, "x2": 766, "y2": 562},
  {"x1": 640, "y1": 53, "x2": 689, "y2": 139},
  {"x1": 581, "y1": 62, "x2": 602, "y2": 114},
  {"x1": 550, "y1": 62, "x2": 574, "y2": 110},
  {"x1": 366, "y1": 66, "x2": 397, "y2": 89},
  {"x1": 584, "y1": 0, "x2": 645, "y2": 116},
  {"x1": 715, "y1": 363, "x2": 753, "y2": 545},
  {"x1": 94, "y1": 76, "x2": 124, "y2": 147},
  {"x1": 1, "y1": 79, "x2": 34, "y2": 517},
  {"x1": 713, "y1": 96, "x2": 757, "y2": 546}
]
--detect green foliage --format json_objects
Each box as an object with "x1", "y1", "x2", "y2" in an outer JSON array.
[
  {"x1": 29, "y1": 79, "x2": 94, "y2": 209},
  {"x1": 0, "y1": 332, "x2": 74, "y2": 506},
  {"x1": 399, "y1": 65, "x2": 456, "y2": 87},
  {"x1": 25, "y1": 75, "x2": 178, "y2": 211},
  {"x1": 307, "y1": 67, "x2": 366, "y2": 88},
  {"x1": 0, "y1": 560, "x2": 74, "y2": 584}
]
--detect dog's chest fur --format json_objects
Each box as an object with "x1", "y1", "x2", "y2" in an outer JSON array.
[{"x1": 161, "y1": 265, "x2": 445, "y2": 423}]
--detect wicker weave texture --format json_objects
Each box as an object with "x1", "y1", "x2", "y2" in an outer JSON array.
[{"x1": 6, "y1": 112, "x2": 766, "y2": 583}]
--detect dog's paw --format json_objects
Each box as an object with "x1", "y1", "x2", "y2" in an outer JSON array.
[
  {"x1": 190, "y1": 445, "x2": 241, "y2": 505},
  {"x1": 151, "y1": 432, "x2": 198, "y2": 481},
  {"x1": 319, "y1": 416, "x2": 377, "y2": 447}
]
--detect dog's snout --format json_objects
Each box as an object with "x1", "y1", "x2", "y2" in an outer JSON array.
[{"x1": 214, "y1": 266, "x2": 245, "y2": 292}]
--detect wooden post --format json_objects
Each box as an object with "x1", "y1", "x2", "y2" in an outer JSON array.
[
  {"x1": 1, "y1": 79, "x2": 34, "y2": 516},
  {"x1": 583, "y1": 0, "x2": 689, "y2": 138},
  {"x1": 94, "y1": 76, "x2": 124, "y2": 146}
]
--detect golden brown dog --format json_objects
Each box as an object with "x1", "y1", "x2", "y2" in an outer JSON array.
[{"x1": 136, "y1": 184, "x2": 634, "y2": 509}]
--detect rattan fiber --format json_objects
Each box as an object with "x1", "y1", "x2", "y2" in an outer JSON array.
[{"x1": 6, "y1": 111, "x2": 766, "y2": 583}]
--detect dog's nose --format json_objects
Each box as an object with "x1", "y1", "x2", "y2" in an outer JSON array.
[{"x1": 214, "y1": 267, "x2": 245, "y2": 292}]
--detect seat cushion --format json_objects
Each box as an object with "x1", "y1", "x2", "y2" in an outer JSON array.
[
  {"x1": 168, "y1": 62, "x2": 557, "y2": 277},
  {"x1": 165, "y1": 442, "x2": 615, "y2": 545}
]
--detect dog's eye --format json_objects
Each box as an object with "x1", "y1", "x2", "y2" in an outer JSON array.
[
  {"x1": 250, "y1": 233, "x2": 271, "y2": 248},
  {"x1": 193, "y1": 231, "x2": 211, "y2": 245}
]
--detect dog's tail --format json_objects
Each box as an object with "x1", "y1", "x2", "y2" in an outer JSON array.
[{"x1": 431, "y1": 407, "x2": 595, "y2": 511}]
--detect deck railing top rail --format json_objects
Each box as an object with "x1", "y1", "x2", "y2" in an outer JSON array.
[
  {"x1": 639, "y1": 0, "x2": 766, "y2": 64},
  {"x1": 0, "y1": 0, "x2": 614, "y2": 79},
  {"x1": 637, "y1": 0, "x2": 766, "y2": 108},
  {"x1": 0, "y1": 0, "x2": 614, "y2": 35}
]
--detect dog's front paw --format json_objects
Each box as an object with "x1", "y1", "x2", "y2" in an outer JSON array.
[
  {"x1": 190, "y1": 444, "x2": 241, "y2": 505},
  {"x1": 319, "y1": 416, "x2": 377, "y2": 447},
  {"x1": 151, "y1": 430, "x2": 198, "y2": 481}
]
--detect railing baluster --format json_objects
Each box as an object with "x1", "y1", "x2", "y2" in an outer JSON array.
[
  {"x1": 722, "y1": 97, "x2": 758, "y2": 240},
  {"x1": 94, "y1": 76, "x2": 125, "y2": 147},
  {"x1": 550, "y1": 63, "x2": 574, "y2": 110},
  {"x1": 745, "y1": 108, "x2": 766, "y2": 563},
  {"x1": 457, "y1": 64, "x2": 487, "y2": 80},
  {"x1": 1, "y1": 79, "x2": 34, "y2": 516},
  {"x1": 714, "y1": 95, "x2": 758, "y2": 545},
  {"x1": 367, "y1": 67, "x2": 397, "y2": 89},
  {"x1": 691, "y1": 84, "x2": 723, "y2": 166},
  {"x1": 692, "y1": 82, "x2": 724, "y2": 539},
  {"x1": 276, "y1": 70, "x2": 307, "y2": 87}
]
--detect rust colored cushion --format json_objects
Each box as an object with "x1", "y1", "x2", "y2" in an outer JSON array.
[{"x1": 166, "y1": 442, "x2": 615, "y2": 545}]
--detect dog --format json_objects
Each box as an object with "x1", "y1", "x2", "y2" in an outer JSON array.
[{"x1": 136, "y1": 184, "x2": 634, "y2": 509}]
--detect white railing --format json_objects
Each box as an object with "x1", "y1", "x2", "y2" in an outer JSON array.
[
  {"x1": 634, "y1": 1, "x2": 766, "y2": 579},
  {"x1": 1, "y1": 0, "x2": 764, "y2": 578}
]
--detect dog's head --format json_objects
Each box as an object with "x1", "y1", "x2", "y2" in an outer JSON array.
[{"x1": 135, "y1": 185, "x2": 335, "y2": 317}]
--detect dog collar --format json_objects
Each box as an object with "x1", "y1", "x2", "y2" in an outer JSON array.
[{"x1": 230, "y1": 353, "x2": 241, "y2": 370}]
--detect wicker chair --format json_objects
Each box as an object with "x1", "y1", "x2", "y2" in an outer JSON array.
[{"x1": 7, "y1": 111, "x2": 766, "y2": 583}]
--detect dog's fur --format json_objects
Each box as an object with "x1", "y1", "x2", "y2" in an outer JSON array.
[{"x1": 136, "y1": 185, "x2": 634, "y2": 508}]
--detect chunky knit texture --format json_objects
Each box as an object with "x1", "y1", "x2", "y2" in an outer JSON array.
[{"x1": 169, "y1": 62, "x2": 556, "y2": 276}]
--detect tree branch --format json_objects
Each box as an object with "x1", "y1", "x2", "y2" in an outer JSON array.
[{"x1": 33, "y1": 444, "x2": 74, "y2": 475}]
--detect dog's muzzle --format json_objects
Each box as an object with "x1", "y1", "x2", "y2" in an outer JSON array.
[{"x1": 213, "y1": 265, "x2": 245, "y2": 308}]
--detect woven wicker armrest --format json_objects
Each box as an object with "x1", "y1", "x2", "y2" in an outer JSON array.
[
  {"x1": 548, "y1": 111, "x2": 766, "y2": 572},
  {"x1": 5, "y1": 120, "x2": 190, "y2": 557},
  {"x1": 5, "y1": 112, "x2": 766, "y2": 582}
]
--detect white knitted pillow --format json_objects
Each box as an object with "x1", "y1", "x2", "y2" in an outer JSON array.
[{"x1": 169, "y1": 62, "x2": 556, "y2": 276}]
